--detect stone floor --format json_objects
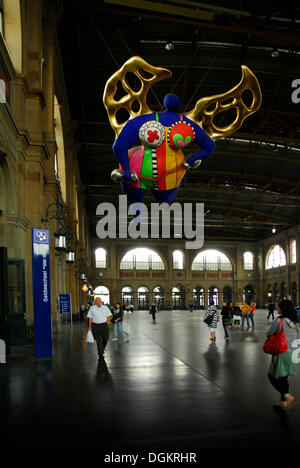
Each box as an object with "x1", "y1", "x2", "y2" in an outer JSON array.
[{"x1": 1, "y1": 308, "x2": 300, "y2": 451}]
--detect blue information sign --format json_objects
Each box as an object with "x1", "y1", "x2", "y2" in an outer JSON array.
[
  {"x1": 59, "y1": 294, "x2": 71, "y2": 314},
  {"x1": 31, "y1": 228, "x2": 52, "y2": 358}
]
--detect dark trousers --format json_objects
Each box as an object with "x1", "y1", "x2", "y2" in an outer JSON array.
[
  {"x1": 267, "y1": 311, "x2": 274, "y2": 320},
  {"x1": 92, "y1": 323, "x2": 109, "y2": 358},
  {"x1": 268, "y1": 373, "x2": 289, "y2": 401},
  {"x1": 222, "y1": 319, "x2": 229, "y2": 338}
]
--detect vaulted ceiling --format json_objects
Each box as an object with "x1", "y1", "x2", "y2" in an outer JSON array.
[{"x1": 57, "y1": 0, "x2": 300, "y2": 242}]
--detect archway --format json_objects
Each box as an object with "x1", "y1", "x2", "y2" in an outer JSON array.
[
  {"x1": 172, "y1": 285, "x2": 186, "y2": 309},
  {"x1": 94, "y1": 285, "x2": 110, "y2": 305},
  {"x1": 153, "y1": 286, "x2": 164, "y2": 310},
  {"x1": 280, "y1": 282, "x2": 287, "y2": 301},
  {"x1": 208, "y1": 286, "x2": 219, "y2": 306},
  {"x1": 121, "y1": 286, "x2": 134, "y2": 307},
  {"x1": 193, "y1": 287, "x2": 205, "y2": 309},
  {"x1": 243, "y1": 285, "x2": 255, "y2": 304},
  {"x1": 222, "y1": 286, "x2": 232, "y2": 304},
  {"x1": 137, "y1": 286, "x2": 149, "y2": 310}
]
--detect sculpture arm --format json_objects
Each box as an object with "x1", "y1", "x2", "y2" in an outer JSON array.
[
  {"x1": 186, "y1": 122, "x2": 216, "y2": 167},
  {"x1": 112, "y1": 118, "x2": 142, "y2": 180}
]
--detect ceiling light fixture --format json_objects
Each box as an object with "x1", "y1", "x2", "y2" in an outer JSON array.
[
  {"x1": 271, "y1": 48, "x2": 280, "y2": 58},
  {"x1": 165, "y1": 41, "x2": 174, "y2": 51}
]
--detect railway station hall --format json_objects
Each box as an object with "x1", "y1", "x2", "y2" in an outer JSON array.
[{"x1": 2, "y1": 0, "x2": 300, "y2": 453}]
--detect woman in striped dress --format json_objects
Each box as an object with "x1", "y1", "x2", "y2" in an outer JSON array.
[{"x1": 203, "y1": 300, "x2": 220, "y2": 342}]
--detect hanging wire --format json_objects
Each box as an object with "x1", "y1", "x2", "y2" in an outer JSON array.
[
  {"x1": 169, "y1": 29, "x2": 208, "y2": 95},
  {"x1": 184, "y1": 32, "x2": 231, "y2": 112},
  {"x1": 86, "y1": 10, "x2": 120, "y2": 68},
  {"x1": 106, "y1": 9, "x2": 164, "y2": 110}
]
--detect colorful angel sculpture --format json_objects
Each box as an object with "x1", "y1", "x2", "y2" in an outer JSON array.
[{"x1": 103, "y1": 56, "x2": 262, "y2": 204}]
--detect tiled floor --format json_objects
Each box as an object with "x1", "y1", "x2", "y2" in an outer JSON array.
[{"x1": 1, "y1": 309, "x2": 300, "y2": 449}]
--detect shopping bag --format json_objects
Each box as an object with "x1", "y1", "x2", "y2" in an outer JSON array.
[
  {"x1": 86, "y1": 330, "x2": 95, "y2": 343},
  {"x1": 263, "y1": 318, "x2": 288, "y2": 355}
]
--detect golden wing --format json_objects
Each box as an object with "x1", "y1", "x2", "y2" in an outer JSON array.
[
  {"x1": 103, "y1": 56, "x2": 172, "y2": 139},
  {"x1": 185, "y1": 65, "x2": 262, "y2": 140}
]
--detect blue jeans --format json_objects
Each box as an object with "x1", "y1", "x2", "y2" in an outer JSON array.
[
  {"x1": 242, "y1": 315, "x2": 250, "y2": 329},
  {"x1": 114, "y1": 321, "x2": 129, "y2": 339}
]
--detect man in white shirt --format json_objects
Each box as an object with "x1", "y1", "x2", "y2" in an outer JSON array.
[{"x1": 87, "y1": 297, "x2": 112, "y2": 360}]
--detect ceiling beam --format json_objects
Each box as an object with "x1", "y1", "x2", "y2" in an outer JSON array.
[{"x1": 73, "y1": 4, "x2": 300, "y2": 43}]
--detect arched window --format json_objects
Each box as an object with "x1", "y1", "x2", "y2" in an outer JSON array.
[
  {"x1": 266, "y1": 245, "x2": 286, "y2": 269},
  {"x1": 137, "y1": 286, "x2": 149, "y2": 310},
  {"x1": 208, "y1": 286, "x2": 219, "y2": 306},
  {"x1": 192, "y1": 249, "x2": 232, "y2": 271},
  {"x1": 95, "y1": 248, "x2": 106, "y2": 268},
  {"x1": 243, "y1": 251, "x2": 254, "y2": 270},
  {"x1": 94, "y1": 285, "x2": 110, "y2": 304},
  {"x1": 243, "y1": 285, "x2": 255, "y2": 304},
  {"x1": 172, "y1": 286, "x2": 186, "y2": 309},
  {"x1": 120, "y1": 248, "x2": 164, "y2": 270},
  {"x1": 173, "y1": 250, "x2": 184, "y2": 270},
  {"x1": 280, "y1": 282, "x2": 287, "y2": 301},
  {"x1": 153, "y1": 286, "x2": 164, "y2": 309},
  {"x1": 193, "y1": 287, "x2": 205, "y2": 309},
  {"x1": 290, "y1": 239, "x2": 297, "y2": 264},
  {"x1": 121, "y1": 286, "x2": 133, "y2": 306},
  {"x1": 222, "y1": 286, "x2": 232, "y2": 304}
]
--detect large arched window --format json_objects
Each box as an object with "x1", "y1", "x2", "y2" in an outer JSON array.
[
  {"x1": 290, "y1": 239, "x2": 297, "y2": 264},
  {"x1": 120, "y1": 248, "x2": 164, "y2": 270},
  {"x1": 266, "y1": 245, "x2": 286, "y2": 269},
  {"x1": 173, "y1": 250, "x2": 184, "y2": 270},
  {"x1": 243, "y1": 251, "x2": 254, "y2": 270},
  {"x1": 95, "y1": 248, "x2": 106, "y2": 268},
  {"x1": 192, "y1": 249, "x2": 232, "y2": 271}
]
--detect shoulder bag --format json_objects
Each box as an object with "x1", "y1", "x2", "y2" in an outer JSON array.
[{"x1": 263, "y1": 318, "x2": 288, "y2": 355}]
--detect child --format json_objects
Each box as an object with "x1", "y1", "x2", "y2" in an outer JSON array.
[{"x1": 233, "y1": 304, "x2": 242, "y2": 329}]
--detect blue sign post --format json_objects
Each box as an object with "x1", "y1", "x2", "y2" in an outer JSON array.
[{"x1": 31, "y1": 228, "x2": 52, "y2": 358}]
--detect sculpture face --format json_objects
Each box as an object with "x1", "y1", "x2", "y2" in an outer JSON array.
[{"x1": 103, "y1": 56, "x2": 262, "y2": 204}]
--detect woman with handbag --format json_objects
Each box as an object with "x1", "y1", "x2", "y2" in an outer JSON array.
[
  {"x1": 265, "y1": 300, "x2": 299, "y2": 410},
  {"x1": 203, "y1": 300, "x2": 220, "y2": 342},
  {"x1": 111, "y1": 303, "x2": 130, "y2": 341}
]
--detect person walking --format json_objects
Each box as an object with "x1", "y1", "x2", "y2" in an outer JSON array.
[
  {"x1": 150, "y1": 303, "x2": 158, "y2": 322},
  {"x1": 221, "y1": 301, "x2": 231, "y2": 340},
  {"x1": 203, "y1": 300, "x2": 220, "y2": 342},
  {"x1": 112, "y1": 302, "x2": 130, "y2": 341},
  {"x1": 249, "y1": 302, "x2": 256, "y2": 328},
  {"x1": 241, "y1": 301, "x2": 251, "y2": 329},
  {"x1": 266, "y1": 300, "x2": 299, "y2": 410},
  {"x1": 267, "y1": 301, "x2": 275, "y2": 321},
  {"x1": 87, "y1": 297, "x2": 112, "y2": 361}
]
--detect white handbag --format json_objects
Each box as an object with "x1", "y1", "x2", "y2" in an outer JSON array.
[{"x1": 86, "y1": 330, "x2": 95, "y2": 343}]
